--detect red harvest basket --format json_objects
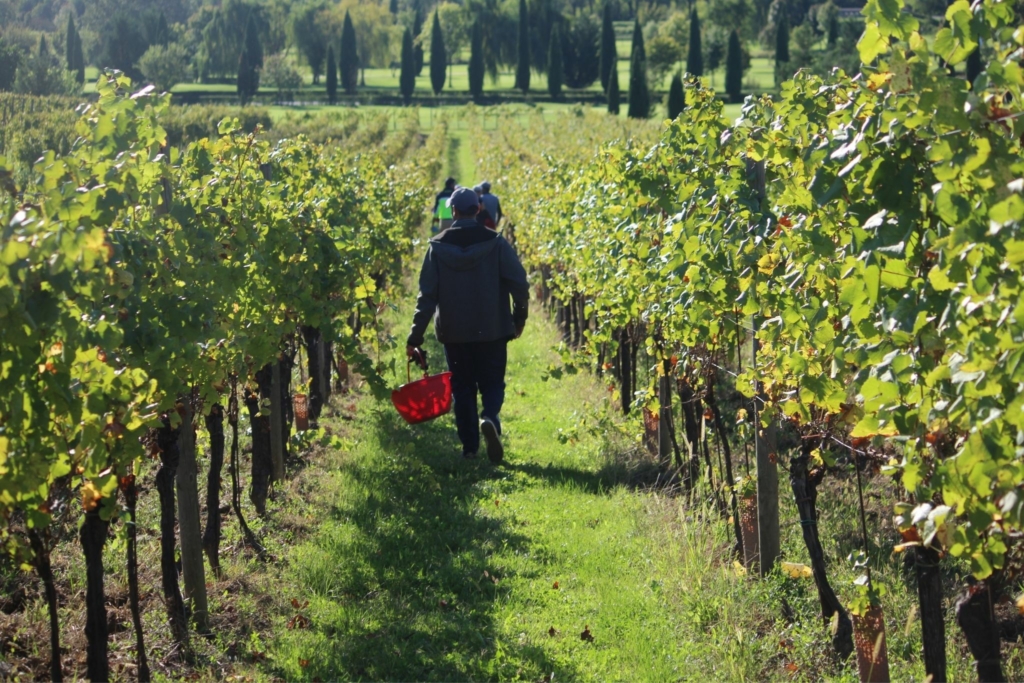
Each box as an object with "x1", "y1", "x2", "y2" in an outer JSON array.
[{"x1": 391, "y1": 360, "x2": 453, "y2": 424}]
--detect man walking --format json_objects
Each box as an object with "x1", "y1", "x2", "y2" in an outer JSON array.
[
  {"x1": 479, "y1": 181, "x2": 502, "y2": 227},
  {"x1": 407, "y1": 187, "x2": 530, "y2": 463},
  {"x1": 473, "y1": 185, "x2": 496, "y2": 229},
  {"x1": 432, "y1": 176, "x2": 457, "y2": 233}
]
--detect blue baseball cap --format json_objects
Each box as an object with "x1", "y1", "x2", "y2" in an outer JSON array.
[{"x1": 447, "y1": 186, "x2": 480, "y2": 214}]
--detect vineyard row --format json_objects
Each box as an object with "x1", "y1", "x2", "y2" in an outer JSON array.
[
  {"x1": 480, "y1": 0, "x2": 1023, "y2": 679},
  {"x1": 0, "y1": 73, "x2": 446, "y2": 681}
]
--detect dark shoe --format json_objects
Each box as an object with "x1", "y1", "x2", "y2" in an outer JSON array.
[
  {"x1": 481, "y1": 418, "x2": 503, "y2": 464},
  {"x1": 462, "y1": 450, "x2": 478, "y2": 459}
]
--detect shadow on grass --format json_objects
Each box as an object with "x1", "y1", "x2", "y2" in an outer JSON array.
[
  {"x1": 291, "y1": 405, "x2": 573, "y2": 682},
  {"x1": 505, "y1": 445, "x2": 680, "y2": 496}
]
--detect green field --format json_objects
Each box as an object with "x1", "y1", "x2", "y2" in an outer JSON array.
[{"x1": 170, "y1": 56, "x2": 774, "y2": 99}]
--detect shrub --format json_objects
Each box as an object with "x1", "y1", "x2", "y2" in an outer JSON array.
[
  {"x1": 139, "y1": 43, "x2": 193, "y2": 93},
  {"x1": 262, "y1": 53, "x2": 303, "y2": 103}
]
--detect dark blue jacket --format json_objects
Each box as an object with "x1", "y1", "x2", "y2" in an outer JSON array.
[{"x1": 408, "y1": 219, "x2": 529, "y2": 346}]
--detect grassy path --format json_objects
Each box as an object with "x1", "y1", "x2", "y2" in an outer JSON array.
[
  {"x1": 240, "y1": 283, "x2": 1005, "y2": 682},
  {"x1": 265, "y1": 308, "x2": 748, "y2": 682}
]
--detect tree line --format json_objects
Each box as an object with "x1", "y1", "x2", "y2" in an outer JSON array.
[
  {"x1": 0, "y1": 0, "x2": 871, "y2": 102},
  {"x1": 6, "y1": 0, "x2": 966, "y2": 120}
]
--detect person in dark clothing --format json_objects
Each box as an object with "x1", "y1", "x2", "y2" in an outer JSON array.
[
  {"x1": 473, "y1": 185, "x2": 496, "y2": 229},
  {"x1": 431, "y1": 177, "x2": 457, "y2": 233},
  {"x1": 407, "y1": 187, "x2": 530, "y2": 462},
  {"x1": 480, "y1": 181, "x2": 502, "y2": 226}
]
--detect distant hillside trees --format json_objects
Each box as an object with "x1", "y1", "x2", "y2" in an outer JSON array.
[
  {"x1": 14, "y1": 35, "x2": 76, "y2": 96},
  {"x1": 292, "y1": 4, "x2": 329, "y2": 84},
  {"x1": 429, "y1": 10, "x2": 446, "y2": 95},
  {"x1": 562, "y1": 14, "x2": 599, "y2": 90},
  {"x1": 515, "y1": 0, "x2": 529, "y2": 92},
  {"x1": 65, "y1": 13, "x2": 84, "y2": 84},
  {"x1": 236, "y1": 13, "x2": 263, "y2": 103},
  {"x1": 627, "y1": 19, "x2": 649, "y2": 119},
  {"x1": 339, "y1": 10, "x2": 358, "y2": 93},
  {"x1": 599, "y1": 2, "x2": 615, "y2": 92},
  {"x1": 139, "y1": 42, "x2": 192, "y2": 92},
  {"x1": 326, "y1": 45, "x2": 338, "y2": 103},
  {"x1": 468, "y1": 20, "x2": 484, "y2": 100},
  {"x1": 547, "y1": 23, "x2": 563, "y2": 99},
  {"x1": 400, "y1": 27, "x2": 415, "y2": 103}
]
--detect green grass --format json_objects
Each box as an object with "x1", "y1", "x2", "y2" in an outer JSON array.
[
  {"x1": 141, "y1": 55, "x2": 775, "y2": 102},
  {"x1": 268, "y1": 310, "x2": 722, "y2": 681}
]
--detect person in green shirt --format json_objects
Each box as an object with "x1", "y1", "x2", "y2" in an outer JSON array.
[{"x1": 431, "y1": 177, "x2": 457, "y2": 233}]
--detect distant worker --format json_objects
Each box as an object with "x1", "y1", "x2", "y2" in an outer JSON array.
[
  {"x1": 407, "y1": 187, "x2": 530, "y2": 463},
  {"x1": 473, "y1": 185, "x2": 496, "y2": 230},
  {"x1": 432, "y1": 177, "x2": 457, "y2": 233},
  {"x1": 479, "y1": 181, "x2": 502, "y2": 227}
]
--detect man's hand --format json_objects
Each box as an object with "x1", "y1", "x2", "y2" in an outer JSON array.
[
  {"x1": 514, "y1": 326, "x2": 524, "y2": 340},
  {"x1": 407, "y1": 345, "x2": 427, "y2": 369}
]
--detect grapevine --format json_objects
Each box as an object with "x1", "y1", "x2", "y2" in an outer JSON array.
[{"x1": 482, "y1": 0, "x2": 1023, "y2": 675}]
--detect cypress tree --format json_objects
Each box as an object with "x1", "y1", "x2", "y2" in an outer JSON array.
[
  {"x1": 413, "y1": 9, "x2": 424, "y2": 75},
  {"x1": 667, "y1": 71, "x2": 684, "y2": 119},
  {"x1": 547, "y1": 23, "x2": 563, "y2": 99},
  {"x1": 627, "y1": 20, "x2": 649, "y2": 119},
  {"x1": 429, "y1": 10, "x2": 446, "y2": 95},
  {"x1": 775, "y1": 16, "x2": 789, "y2": 63},
  {"x1": 237, "y1": 14, "x2": 262, "y2": 104},
  {"x1": 827, "y1": 13, "x2": 838, "y2": 48},
  {"x1": 400, "y1": 27, "x2": 416, "y2": 103},
  {"x1": 599, "y1": 3, "x2": 616, "y2": 92},
  {"x1": 340, "y1": 11, "x2": 358, "y2": 93},
  {"x1": 725, "y1": 29, "x2": 742, "y2": 103},
  {"x1": 390, "y1": 0, "x2": 399, "y2": 17},
  {"x1": 607, "y1": 66, "x2": 620, "y2": 115},
  {"x1": 686, "y1": 9, "x2": 703, "y2": 76},
  {"x1": 326, "y1": 45, "x2": 338, "y2": 103},
  {"x1": 66, "y1": 13, "x2": 84, "y2": 84},
  {"x1": 515, "y1": 0, "x2": 530, "y2": 93},
  {"x1": 468, "y1": 20, "x2": 484, "y2": 100},
  {"x1": 630, "y1": 19, "x2": 645, "y2": 62},
  {"x1": 38, "y1": 34, "x2": 48, "y2": 57},
  {"x1": 153, "y1": 13, "x2": 170, "y2": 46},
  {"x1": 65, "y1": 13, "x2": 75, "y2": 69}
]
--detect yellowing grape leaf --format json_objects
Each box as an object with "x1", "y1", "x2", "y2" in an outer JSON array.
[
  {"x1": 757, "y1": 253, "x2": 781, "y2": 275},
  {"x1": 781, "y1": 562, "x2": 813, "y2": 579},
  {"x1": 81, "y1": 480, "x2": 103, "y2": 511}
]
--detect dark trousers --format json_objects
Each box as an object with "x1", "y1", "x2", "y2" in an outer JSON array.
[{"x1": 443, "y1": 339, "x2": 507, "y2": 453}]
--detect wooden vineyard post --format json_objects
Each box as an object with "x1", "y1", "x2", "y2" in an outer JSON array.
[
  {"x1": 853, "y1": 605, "x2": 890, "y2": 682},
  {"x1": 956, "y1": 582, "x2": 1004, "y2": 682},
  {"x1": 747, "y1": 157, "x2": 780, "y2": 577},
  {"x1": 319, "y1": 337, "x2": 331, "y2": 409},
  {"x1": 27, "y1": 529, "x2": 62, "y2": 682},
  {"x1": 658, "y1": 363, "x2": 672, "y2": 467},
  {"x1": 175, "y1": 399, "x2": 209, "y2": 633},
  {"x1": 739, "y1": 495, "x2": 759, "y2": 569},
  {"x1": 752, "y1": 332, "x2": 780, "y2": 576},
  {"x1": 270, "y1": 360, "x2": 286, "y2": 482},
  {"x1": 915, "y1": 545, "x2": 946, "y2": 682},
  {"x1": 80, "y1": 509, "x2": 109, "y2": 682}
]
